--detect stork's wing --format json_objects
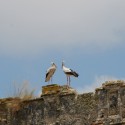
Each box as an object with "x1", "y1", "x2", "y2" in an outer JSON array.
[
  {"x1": 69, "y1": 69, "x2": 79, "y2": 77},
  {"x1": 45, "y1": 67, "x2": 56, "y2": 82}
]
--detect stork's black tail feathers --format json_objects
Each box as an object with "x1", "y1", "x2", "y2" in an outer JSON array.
[
  {"x1": 72, "y1": 71, "x2": 79, "y2": 77},
  {"x1": 70, "y1": 69, "x2": 79, "y2": 77}
]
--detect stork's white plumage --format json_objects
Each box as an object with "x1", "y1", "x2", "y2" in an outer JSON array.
[
  {"x1": 45, "y1": 62, "x2": 57, "y2": 84},
  {"x1": 62, "y1": 61, "x2": 79, "y2": 86}
]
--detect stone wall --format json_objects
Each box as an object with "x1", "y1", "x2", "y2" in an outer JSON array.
[
  {"x1": 1, "y1": 80, "x2": 125, "y2": 125},
  {"x1": 10, "y1": 92, "x2": 96, "y2": 125},
  {"x1": 95, "y1": 80, "x2": 125, "y2": 125}
]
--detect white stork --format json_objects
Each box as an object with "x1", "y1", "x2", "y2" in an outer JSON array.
[
  {"x1": 45, "y1": 62, "x2": 57, "y2": 84},
  {"x1": 62, "y1": 61, "x2": 79, "y2": 86}
]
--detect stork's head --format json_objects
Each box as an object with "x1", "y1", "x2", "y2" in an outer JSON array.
[
  {"x1": 51, "y1": 62, "x2": 54, "y2": 65},
  {"x1": 51, "y1": 62, "x2": 57, "y2": 67}
]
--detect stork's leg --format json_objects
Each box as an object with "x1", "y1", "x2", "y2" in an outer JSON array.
[
  {"x1": 67, "y1": 76, "x2": 68, "y2": 85},
  {"x1": 67, "y1": 76, "x2": 70, "y2": 86},
  {"x1": 67, "y1": 76, "x2": 68, "y2": 86},
  {"x1": 69, "y1": 76, "x2": 70, "y2": 86},
  {"x1": 51, "y1": 77, "x2": 53, "y2": 84},
  {"x1": 68, "y1": 76, "x2": 70, "y2": 86}
]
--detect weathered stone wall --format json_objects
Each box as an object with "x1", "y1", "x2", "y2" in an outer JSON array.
[
  {"x1": 10, "y1": 93, "x2": 96, "y2": 125},
  {"x1": 95, "y1": 80, "x2": 125, "y2": 125},
  {"x1": 1, "y1": 80, "x2": 125, "y2": 125}
]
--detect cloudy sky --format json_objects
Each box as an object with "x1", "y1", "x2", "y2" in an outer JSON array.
[{"x1": 0, "y1": 0, "x2": 125, "y2": 97}]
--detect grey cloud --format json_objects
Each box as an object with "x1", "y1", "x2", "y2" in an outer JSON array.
[{"x1": 0, "y1": 0, "x2": 125, "y2": 56}]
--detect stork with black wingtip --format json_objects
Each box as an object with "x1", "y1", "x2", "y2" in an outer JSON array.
[
  {"x1": 45, "y1": 62, "x2": 57, "y2": 84},
  {"x1": 62, "y1": 61, "x2": 79, "y2": 86}
]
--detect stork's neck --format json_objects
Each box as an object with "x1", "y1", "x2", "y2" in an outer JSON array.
[
  {"x1": 62, "y1": 62, "x2": 64, "y2": 68},
  {"x1": 52, "y1": 63, "x2": 57, "y2": 68}
]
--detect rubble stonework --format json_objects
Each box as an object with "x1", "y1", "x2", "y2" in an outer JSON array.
[
  {"x1": 1, "y1": 80, "x2": 125, "y2": 125},
  {"x1": 95, "y1": 80, "x2": 125, "y2": 125}
]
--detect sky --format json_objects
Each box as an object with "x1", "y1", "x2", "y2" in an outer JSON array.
[{"x1": 0, "y1": 0, "x2": 125, "y2": 98}]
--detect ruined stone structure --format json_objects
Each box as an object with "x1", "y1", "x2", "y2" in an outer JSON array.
[
  {"x1": 1, "y1": 80, "x2": 125, "y2": 125},
  {"x1": 95, "y1": 80, "x2": 125, "y2": 125}
]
